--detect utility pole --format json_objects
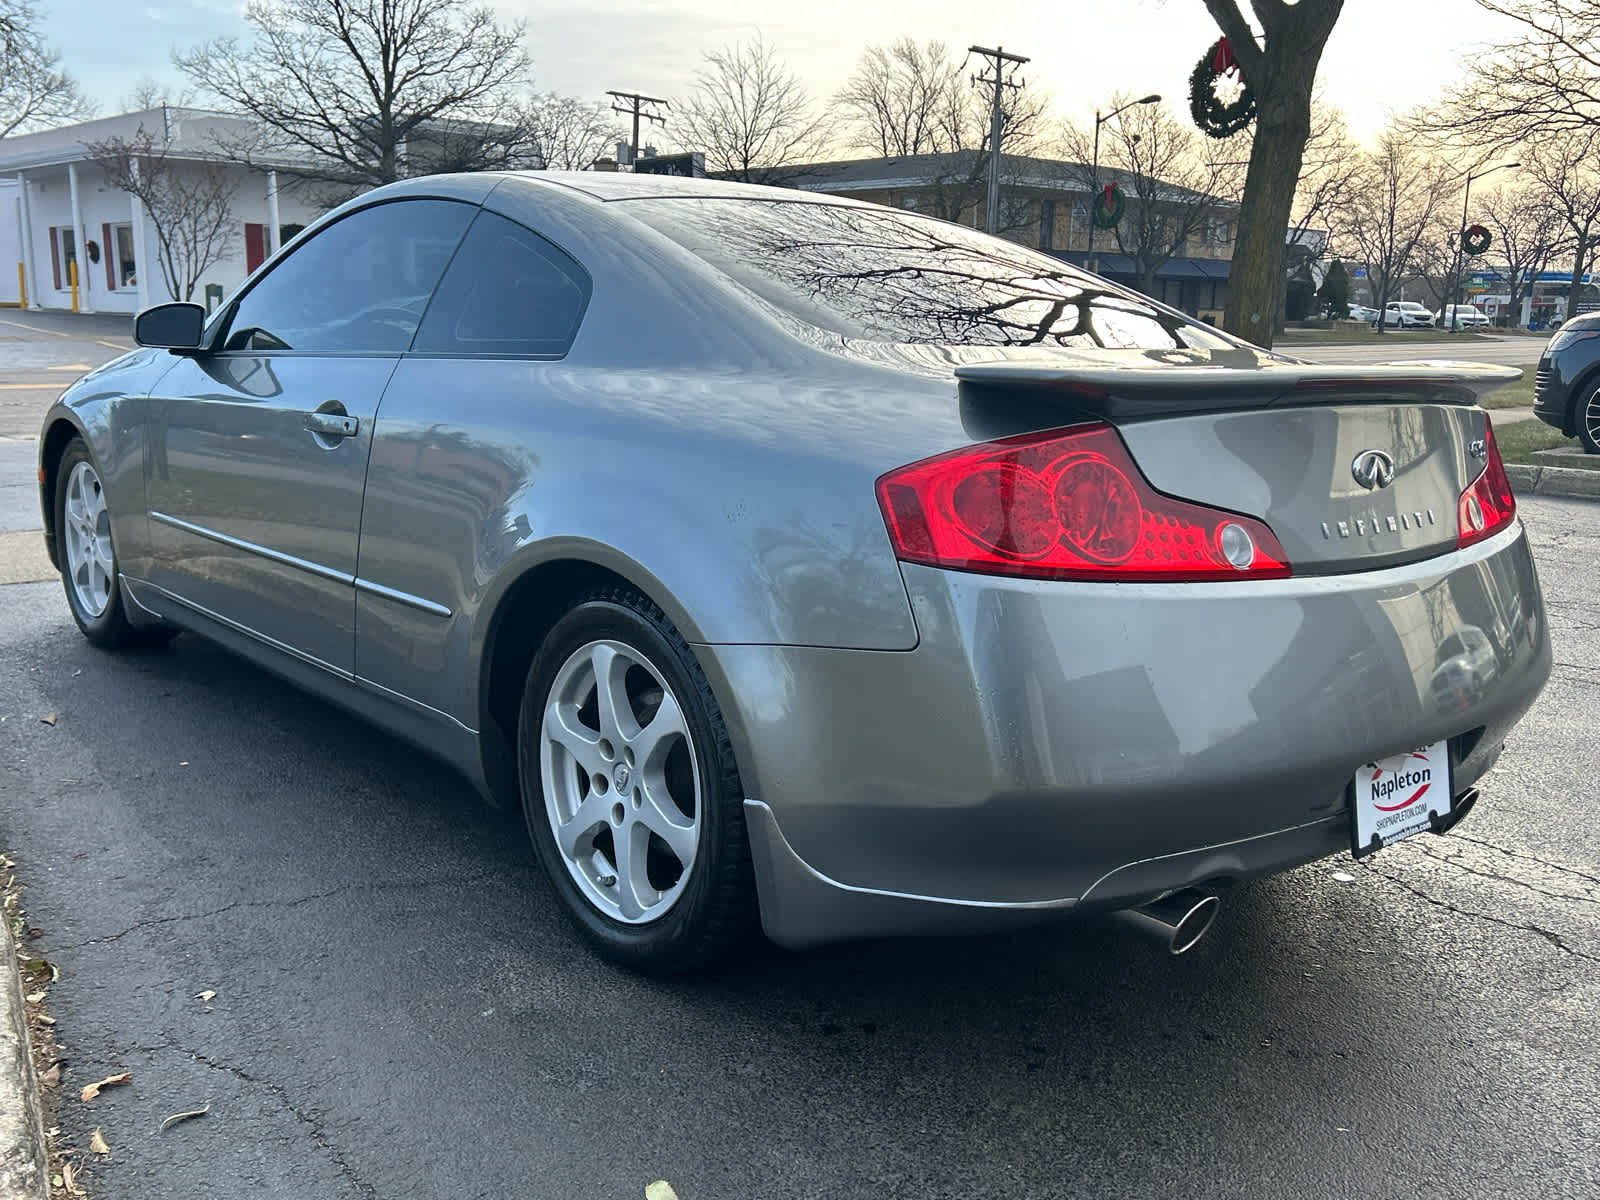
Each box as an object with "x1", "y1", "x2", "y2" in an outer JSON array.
[
  {"x1": 606, "y1": 90, "x2": 670, "y2": 168},
  {"x1": 968, "y1": 45, "x2": 1029, "y2": 234}
]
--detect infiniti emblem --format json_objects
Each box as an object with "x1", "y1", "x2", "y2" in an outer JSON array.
[
  {"x1": 1351, "y1": 449, "x2": 1397, "y2": 491},
  {"x1": 613, "y1": 763, "x2": 632, "y2": 792}
]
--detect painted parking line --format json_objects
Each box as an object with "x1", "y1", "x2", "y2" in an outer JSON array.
[
  {"x1": 0, "y1": 318, "x2": 69, "y2": 338},
  {"x1": 0, "y1": 530, "x2": 53, "y2": 585}
]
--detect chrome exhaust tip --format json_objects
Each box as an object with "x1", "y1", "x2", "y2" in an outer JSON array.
[{"x1": 1110, "y1": 889, "x2": 1221, "y2": 955}]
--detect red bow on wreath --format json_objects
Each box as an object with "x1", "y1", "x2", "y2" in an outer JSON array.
[
  {"x1": 1212, "y1": 37, "x2": 1239, "y2": 77},
  {"x1": 1103, "y1": 184, "x2": 1115, "y2": 207}
]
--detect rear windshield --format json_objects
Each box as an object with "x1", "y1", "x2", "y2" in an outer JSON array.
[{"x1": 624, "y1": 197, "x2": 1234, "y2": 352}]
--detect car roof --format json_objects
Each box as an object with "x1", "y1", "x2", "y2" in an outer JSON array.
[{"x1": 503, "y1": 170, "x2": 866, "y2": 206}]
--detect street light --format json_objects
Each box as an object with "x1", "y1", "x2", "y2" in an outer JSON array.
[
  {"x1": 1447, "y1": 159, "x2": 1519, "y2": 332},
  {"x1": 1085, "y1": 93, "x2": 1161, "y2": 270}
]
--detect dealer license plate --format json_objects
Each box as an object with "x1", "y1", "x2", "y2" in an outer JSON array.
[{"x1": 1350, "y1": 741, "x2": 1453, "y2": 859}]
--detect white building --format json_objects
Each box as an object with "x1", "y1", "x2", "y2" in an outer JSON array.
[{"x1": 0, "y1": 107, "x2": 323, "y2": 315}]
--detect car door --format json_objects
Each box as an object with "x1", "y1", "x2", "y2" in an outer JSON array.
[
  {"x1": 352, "y1": 209, "x2": 592, "y2": 725},
  {"x1": 144, "y1": 198, "x2": 476, "y2": 676}
]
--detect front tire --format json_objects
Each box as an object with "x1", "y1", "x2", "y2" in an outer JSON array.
[
  {"x1": 54, "y1": 438, "x2": 174, "y2": 649},
  {"x1": 1577, "y1": 385, "x2": 1600, "y2": 454},
  {"x1": 517, "y1": 587, "x2": 756, "y2": 972}
]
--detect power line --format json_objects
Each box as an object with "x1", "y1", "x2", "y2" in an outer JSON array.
[
  {"x1": 606, "y1": 90, "x2": 669, "y2": 167},
  {"x1": 968, "y1": 45, "x2": 1029, "y2": 235}
]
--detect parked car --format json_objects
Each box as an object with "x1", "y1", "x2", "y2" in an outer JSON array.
[
  {"x1": 1436, "y1": 304, "x2": 1491, "y2": 329},
  {"x1": 1345, "y1": 302, "x2": 1379, "y2": 322},
  {"x1": 38, "y1": 173, "x2": 1552, "y2": 971},
  {"x1": 1381, "y1": 301, "x2": 1436, "y2": 328},
  {"x1": 1532, "y1": 314, "x2": 1600, "y2": 452}
]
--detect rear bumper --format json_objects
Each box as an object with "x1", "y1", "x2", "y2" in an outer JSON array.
[{"x1": 701, "y1": 524, "x2": 1550, "y2": 950}]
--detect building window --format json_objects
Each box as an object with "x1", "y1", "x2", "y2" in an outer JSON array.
[{"x1": 112, "y1": 223, "x2": 136, "y2": 289}]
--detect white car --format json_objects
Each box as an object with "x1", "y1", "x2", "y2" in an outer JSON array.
[
  {"x1": 1381, "y1": 302, "x2": 1436, "y2": 329},
  {"x1": 1346, "y1": 302, "x2": 1378, "y2": 322},
  {"x1": 1437, "y1": 304, "x2": 1491, "y2": 329}
]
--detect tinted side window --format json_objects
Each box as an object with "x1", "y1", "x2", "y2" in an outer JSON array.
[
  {"x1": 411, "y1": 211, "x2": 591, "y2": 357},
  {"x1": 221, "y1": 199, "x2": 475, "y2": 353}
]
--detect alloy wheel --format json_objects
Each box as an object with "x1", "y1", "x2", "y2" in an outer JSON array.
[
  {"x1": 62, "y1": 460, "x2": 114, "y2": 618},
  {"x1": 539, "y1": 639, "x2": 702, "y2": 924},
  {"x1": 1583, "y1": 387, "x2": 1600, "y2": 454}
]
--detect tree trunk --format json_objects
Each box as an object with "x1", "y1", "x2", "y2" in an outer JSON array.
[
  {"x1": 1223, "y1": 56, "x2": 1317, "y2": 348},
  {"x1": 1568, "y1": 221, "x2": 1592, "y2": 322}
]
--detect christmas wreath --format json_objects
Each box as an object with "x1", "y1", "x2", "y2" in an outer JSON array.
[
  {"x1": 1190, "y1": 37, "x2": 1256, "y2": 139},
  {"x1": 1461, "y1": 224, "x2": 1492, "y2": 256},
  {"x1": 1091, "y1": 182, "x2": 1126, "y2": 230}
]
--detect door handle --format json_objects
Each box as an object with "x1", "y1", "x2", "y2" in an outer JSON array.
[{"x1": 304, "y1": 411, "x2": 358, "y2": 439}]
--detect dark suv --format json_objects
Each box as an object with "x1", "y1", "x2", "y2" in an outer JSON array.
[{"x1": 1534, "y1": 315, "x2": 1600, "y2": 452}]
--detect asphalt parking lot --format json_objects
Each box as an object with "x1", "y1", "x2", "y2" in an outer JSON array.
[{"x1": 0, "y1": 316, "x2": 1595, "y2": 1199}]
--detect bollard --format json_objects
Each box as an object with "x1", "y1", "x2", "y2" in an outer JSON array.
[
  {"x1": 14, "y1": 262, "x2": 23, "y2": 310},
  {"x1": 68, "y1": 259, "x2": 78, "y2": 313}
]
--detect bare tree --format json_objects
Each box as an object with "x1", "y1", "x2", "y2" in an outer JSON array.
[
  {"x1": 832, "y1": 38, "x2": 1050, "y2": 234},
  {"x1": 1420, "y1": 0, "x2": 1600, "y2": 148},
  {"x1": 1482, "y1": 185, "x2": 1564, "y2": 322},
  {"x1": 86, "y1": 130, "x2": 236, "y2": 302},
  {"x1": 675, "y1": 36, "x2": 826, "y2": 184},
  {"x1": 1062, "y1": 100, "x2": 1246, "y2": 297},
  {"x1": 524, "y1": 93, "x2": 621, "y2": 170},
  {"x1": 1522, "y1": 128, "x2": 1600, "y2": 318},
  {"x1": 0, "y1": 0, "x2": 93, "y2": 137},
  {"x1": 1277, "y1": 101, "x2": 1359, "y2": 331},
  {"x1": 1332, "y1": 127, "x2": 1456, "y2": 333},
  {"x1": 121, "y1": 78, "x2": 197, "y2": 111},
  {"x1": 836, "y1": 39, "x2": 966, "y2": 156},
  {"x1": 174, "y1": 0, "x2": 530, "y2": 187},
  {"x1": 1200, "y1": 0, "x2": 1345, "y2": 347}
]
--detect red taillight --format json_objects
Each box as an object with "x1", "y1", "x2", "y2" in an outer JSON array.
[
  {"x1": 876, "y1": 423, "x2": 1291, "y2": 582},
  {"x1": 1457, "y1": 423, "x2": 1516, "y2": 549}
]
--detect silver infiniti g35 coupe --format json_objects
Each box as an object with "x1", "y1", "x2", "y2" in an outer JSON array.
[{"x1": 38, "y1": 173, "x2": 1551, "y2": 971}]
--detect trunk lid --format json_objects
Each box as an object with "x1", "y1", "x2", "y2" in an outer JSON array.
[{"x1": 952, "y1": 353, "x2": 1520, "y2": 575}]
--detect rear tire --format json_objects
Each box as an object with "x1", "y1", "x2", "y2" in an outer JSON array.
[
  {"x1": 517, "y1": 586, "x2": 756, "y2": 973},
  {"x1": 54, "y1": 438, "x2": 176, "y2": 649}
]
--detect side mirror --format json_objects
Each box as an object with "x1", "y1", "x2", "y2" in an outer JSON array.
[{"x1": 133, "y1": 302, "x2": 206, "y2": 350}]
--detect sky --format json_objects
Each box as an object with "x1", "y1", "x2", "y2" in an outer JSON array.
[{"x1": 42, "y1": 0, "x2": 1524, "y2": 150}]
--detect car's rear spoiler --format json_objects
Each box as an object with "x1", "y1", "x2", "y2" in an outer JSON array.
[{"x1": 953, "y1": 359, "x2": 1522, "y2": 422}]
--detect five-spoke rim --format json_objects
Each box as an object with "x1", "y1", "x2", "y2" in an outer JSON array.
[
  {"x1": 62, "y1": 460, "x2": 114, "y2": 618},
  {"x1": 540, "y1": 639, "x2": 702, "y2": 924},
  {"x1": 1584, "y1": 387, "x2": 1600, "y2": 451}
]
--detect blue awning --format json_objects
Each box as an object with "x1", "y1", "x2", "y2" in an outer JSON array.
[{"x1": 1054, "y1": 251, "x2": 1231, "y2": 281}]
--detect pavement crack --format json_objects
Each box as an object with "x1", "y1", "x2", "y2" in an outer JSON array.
[
  {"x1": 1442, "y1": 833, "x2": 1600, "y2": 888},
  {"x1": 173, "y1": 1043, "x2": 376, "y2": 1200},
  {"x1": 1406, "y1": 842, "x2": 1600, "y2": 907},
  {"x1": 1363, "y1": 864, "x2": 1600, "y2": 965},
  {"x1": 56, "y1": 872, "x2": 504, "y2": 950}
]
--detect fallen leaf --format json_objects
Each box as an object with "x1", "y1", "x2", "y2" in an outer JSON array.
[
  {"x1": 197, "y1": 990, "x2": 216, "y2": 1002},
  {"x1": 25, "y1": 991, "x2": 45, "y2": 1004},
  {"x1": 645, "y1": 1182, "x2": 680, "y2": 1200},
  {"x1": 36, "y1": 1014, "x2": 55, "y2": 1025},
  {"x1": 39, "y1": 714, "x2": 57, "y2": 726},
  {"x1": 80, "y1": 1072, "x2": 132, "y2": 1103},
  {"x1": 39, "y1": 1064, "x2": 59, "y2": 1087},
  {"x1": 159, "y1": 1102, "x2": 210, "y2": 1132},
  {"x1": 50, "y1": 1176, "x2": 61, "y2": 1189},
  {"x1": 178, "y1": 761, "x2": 189, "y2": 767},
  {"x1": 71, "y1": 669, "x2": 81, "y2": 677},
  {"x1": 89, "y1": 1129, "x2": 109, "y2": 1155},
  {"x1": 61, "y1": 1160, "x2": 81, "y2": 1195},
  {"x1": 1331, "y1": 870, "x2": 1356, "y2": 883}
]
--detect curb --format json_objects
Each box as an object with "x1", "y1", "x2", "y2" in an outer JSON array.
[
  {"x1": 1504, "y1": 463, "x2": 1600, "y2": 502},
  {"x1": 0, "y1": 927, "x2": 47, "y2": 1200}
]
